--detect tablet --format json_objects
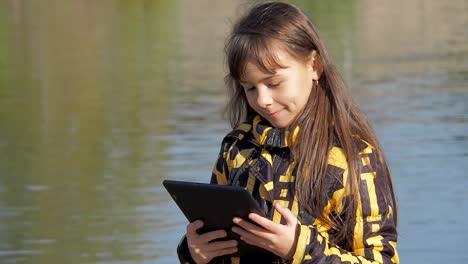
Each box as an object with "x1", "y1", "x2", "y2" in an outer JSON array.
[{"x1": 163, "y1": 179, "x2": 267, "y2": 256}]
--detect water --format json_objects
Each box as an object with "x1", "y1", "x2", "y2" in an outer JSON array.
[{"x1": 0, "y1": 0, "x2": 466, "y2": 263}]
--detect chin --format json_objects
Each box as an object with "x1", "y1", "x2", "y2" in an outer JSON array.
[{"x1": 269, "y1": 119, "x2": 291, "y2": 128}]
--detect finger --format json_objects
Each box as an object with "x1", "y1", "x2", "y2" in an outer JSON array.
[
  {"x1": 248, "y1": 213, "x2": 277, "y2": 231},
  {"x1": 206, "y1": 240, "x2": 238, "y2": 252},
  {"x1": 274, "y1": 203, "x2": 297, "y2": 226},
  {"x1": 187, "y1": 220, "x2": 204, "y2": 236},
  {"x1": 232, "y1": 226, "x2": 267, "y2": 248},
  {"x1": 232, "y1": 225, "x2": 265, "y2": 244},
  {"x1": 199, "y1": 230, "x2": 227, "y2": 243},
  {"x1": 233, "y1": 217, "x2": 268, "y2": 237},
  {"x1": 212, "y1": 246, "x2": 238, "y2": 258}
]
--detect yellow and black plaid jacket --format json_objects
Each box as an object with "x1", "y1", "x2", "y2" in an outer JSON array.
[{"x1": 178, "y1": 115, "x2": 399, "y2": 264}]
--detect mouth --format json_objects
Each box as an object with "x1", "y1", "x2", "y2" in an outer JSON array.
[{"x1": 268, "y1": 109, "x2": 283, "y2": 117}]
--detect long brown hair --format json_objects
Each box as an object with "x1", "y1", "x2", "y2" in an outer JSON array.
[{"x1": 224, "y1": 1, "x2": 397, "y2": 248}]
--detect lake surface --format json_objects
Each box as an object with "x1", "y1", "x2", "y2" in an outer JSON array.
[{"x1": 0, "y1": 0, "x2": 467, "y2": 263}]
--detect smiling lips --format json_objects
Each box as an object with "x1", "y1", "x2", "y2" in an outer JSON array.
[{"x1": 268, "y1": 109, "x2": 283, "y2": 117}]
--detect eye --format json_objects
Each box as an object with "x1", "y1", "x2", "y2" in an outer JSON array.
[
  {"x1": 269, "y1": 82, "x2": 281, "y2": 88},
  {"x1": 245, "y1": 86, "x2": 256, "y2": 92}
]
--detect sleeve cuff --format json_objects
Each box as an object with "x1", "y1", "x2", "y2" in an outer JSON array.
[
  {"x1": 177, "y1": 236, "x2": 196, "y2": 264},
  {"x1": 291, "y1": 224, "x2": 311, "y2": 264}
]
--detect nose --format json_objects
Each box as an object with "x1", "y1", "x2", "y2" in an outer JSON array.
[{"x1": 256, "y1": 85, "x2": 273, "y2": 109}]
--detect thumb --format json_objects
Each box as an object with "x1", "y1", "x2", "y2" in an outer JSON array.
[{"x1": 275, "y1": 203, "x2": 297, "y2": 226}]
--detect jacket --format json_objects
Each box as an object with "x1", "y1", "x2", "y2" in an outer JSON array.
[{"x1": 178, "y1": 115, "x2": 399, "y2": 264}]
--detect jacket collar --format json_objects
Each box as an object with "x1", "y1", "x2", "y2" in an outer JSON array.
[{"x1": 239, "y1": 115, "x2": 299, "y2": 148}]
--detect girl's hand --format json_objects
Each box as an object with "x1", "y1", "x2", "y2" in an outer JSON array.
[
  {"x1": 186, "y1": 220, "x2": 238, "y2": 264},
  {"x1": 232, "y1": 203, "x2": 299, "y2": 260}
]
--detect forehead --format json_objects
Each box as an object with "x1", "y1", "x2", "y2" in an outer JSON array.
[{"x1": 240, "y1": 47, "x2": 298, "y2": 82}]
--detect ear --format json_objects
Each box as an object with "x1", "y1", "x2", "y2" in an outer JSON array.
[{"x1": 307, "y1": 50, "x2": 323, "y2": 81}]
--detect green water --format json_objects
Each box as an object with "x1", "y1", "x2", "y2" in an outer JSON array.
[{"x1": 0, "y1": 1, "x2": 466, "y2": 263}]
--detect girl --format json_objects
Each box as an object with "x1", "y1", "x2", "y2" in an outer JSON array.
[{"x1": 177, "y1": 2, "x2": 399, "y2": 263}]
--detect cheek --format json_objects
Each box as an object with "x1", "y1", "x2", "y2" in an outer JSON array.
[
  {"x1": 291, "y1": 80, "x2": 312, "y2": 109},
  {"x1": 298, "y1": 87, "x2": 312, "y2": 108},
  {"x1": 302, "y1": 74, "x2": 314, "y2": 91},
  {"x1": 245, "y1": 92, "x2": 258, "y2": 109},
  {"x1": 299, "y1": 74, "x2": 313, "y2": 98}
]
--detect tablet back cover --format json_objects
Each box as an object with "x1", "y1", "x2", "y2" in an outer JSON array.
[{"x1": 163, "y1": 180, "x2": 268, "y2": 256}]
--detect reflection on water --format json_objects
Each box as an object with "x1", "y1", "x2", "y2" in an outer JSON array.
[{"x1": 0, "y1": 0, "x2": 467, "y2": 263}]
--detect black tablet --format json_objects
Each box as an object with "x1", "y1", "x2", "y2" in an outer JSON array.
[{"x1": 163, "y1": 179, "x2": 267, "y2": 256}]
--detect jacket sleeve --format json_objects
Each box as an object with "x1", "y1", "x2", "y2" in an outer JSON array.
[
  {"x1": 176, "y1": 236, "x2": 196, "y2": 264},
  {"x1": 210, "y1": 136, "x2": 236, "y2": 185},
  {"x1": 290, "y1": 147, "x2": 399, "y2": 264}
]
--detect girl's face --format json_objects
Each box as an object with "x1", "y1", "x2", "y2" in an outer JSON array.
[{"x1": 240, "y1": 45, "x2": 321, "y2": 128}]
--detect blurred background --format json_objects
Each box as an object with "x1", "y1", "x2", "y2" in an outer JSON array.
[{"x1": 0, "y1": 0, "x2": 466, "y2": 263}]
